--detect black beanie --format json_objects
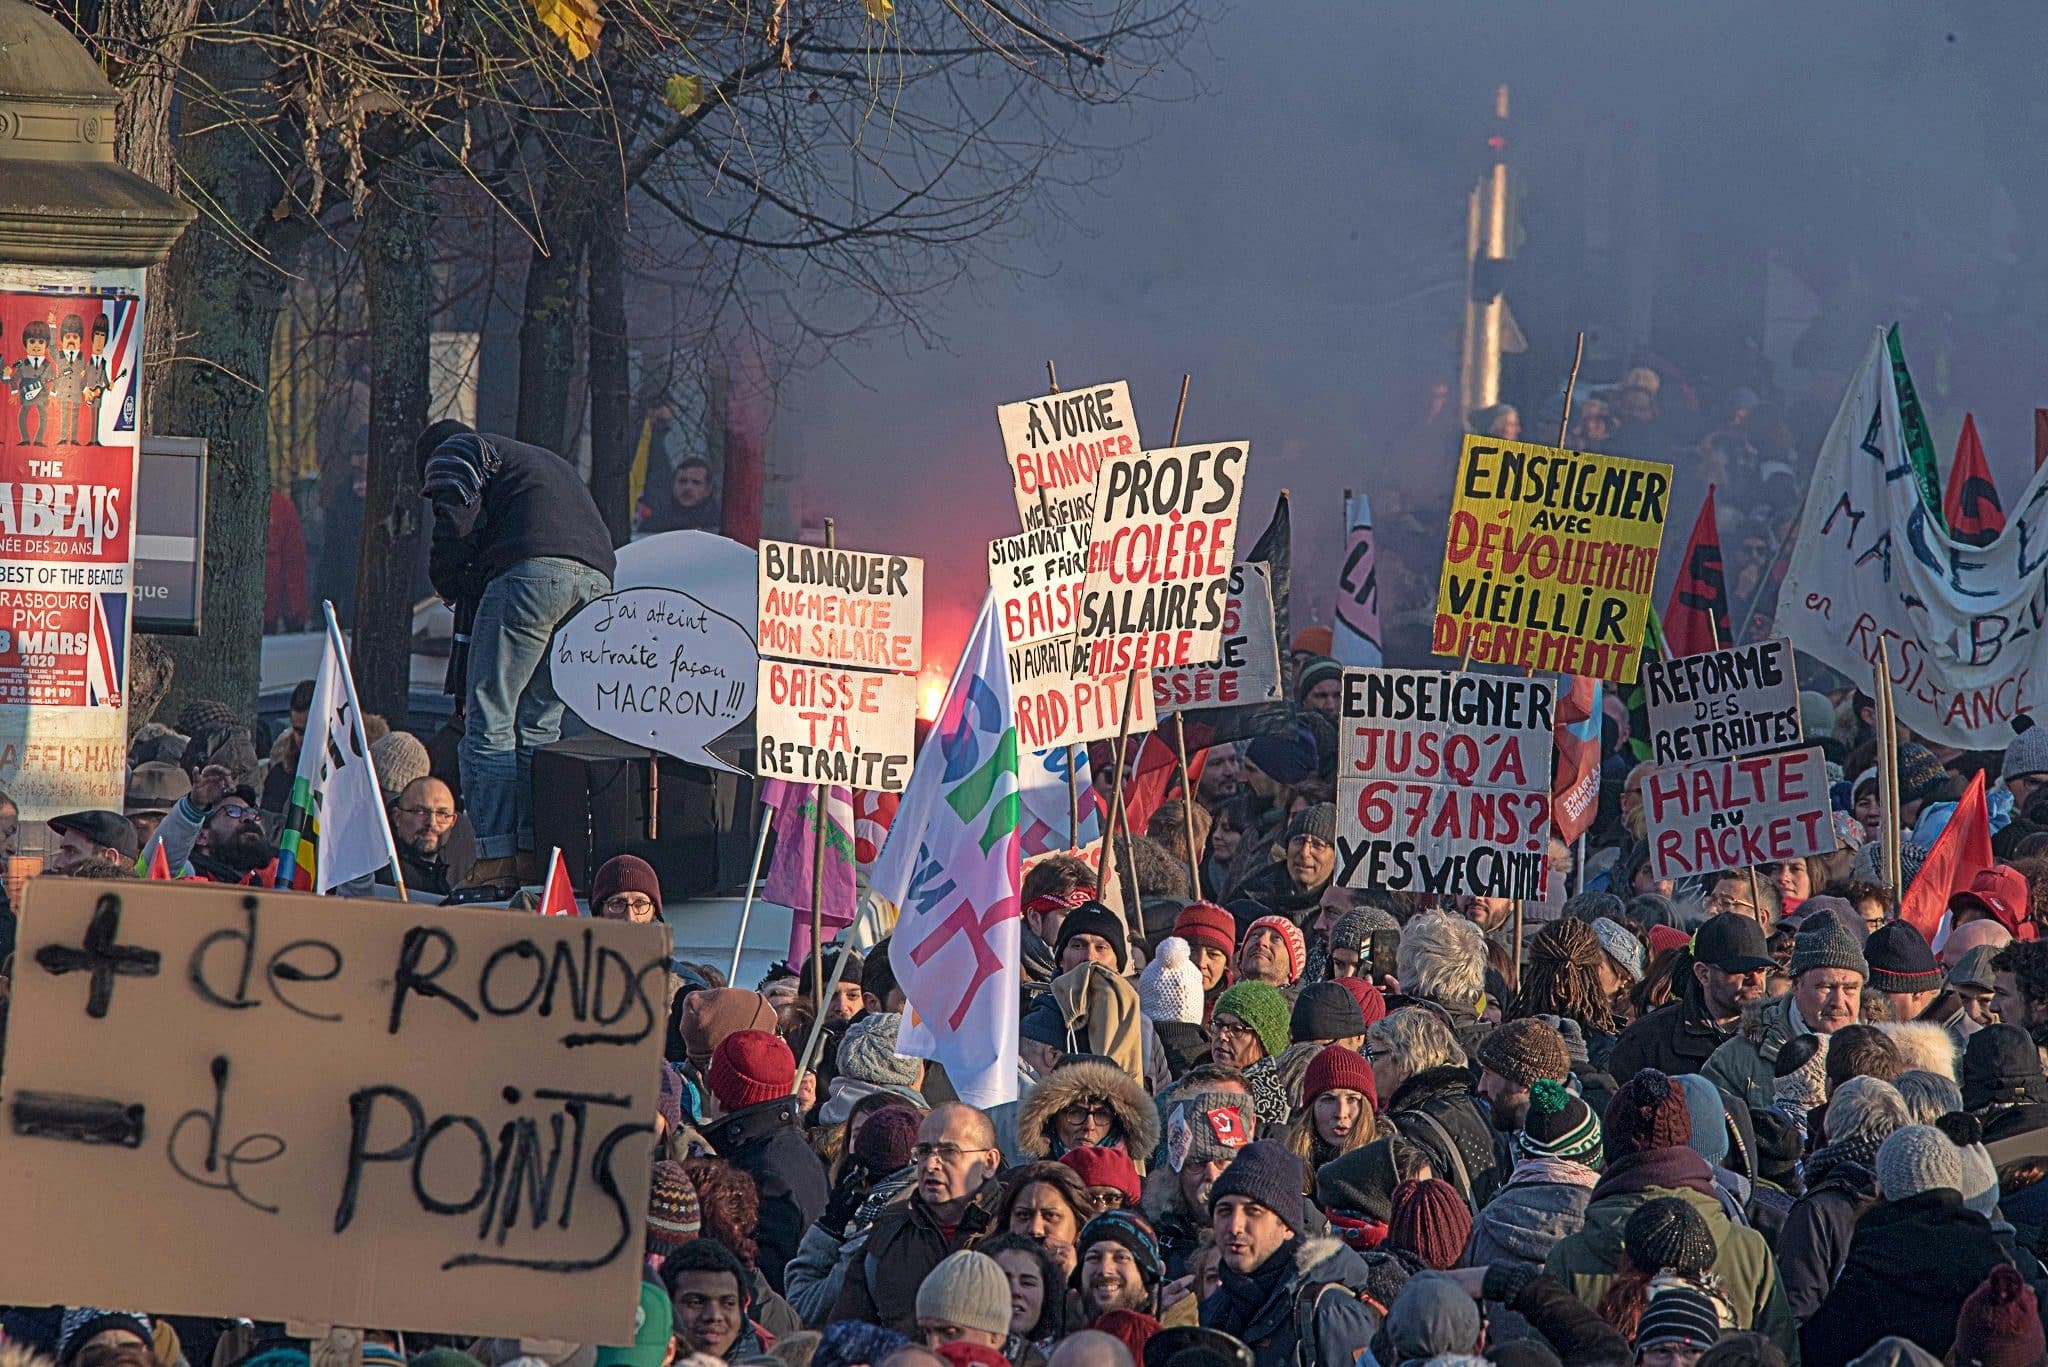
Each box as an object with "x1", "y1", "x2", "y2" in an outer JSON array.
[
  {"x1": 1055, "y1": 902, "x2": 1129, "y2": 970},
  {"x1": 861, "y1": 935, "x2": 899, "y2": 1002},
  {"x1": 1208, "y1": 1140, "x2": 1308, "y2": 1234},
  {"x1": 1291, "y1": 981, "x2": 1368, "y2": 1043},
  {"x1": 414, "y1": 418, "x2": 471, "y2": 474}
]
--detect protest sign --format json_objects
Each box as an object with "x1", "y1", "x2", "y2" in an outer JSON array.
[
  {"x1": 1335, "y1": 667, "x2": 1555, "y2": 898},
  {"x1": 1433, "y1": 435, "x2": 1671, "y2": 685},
  {"x1": 1154, "y1": 561, "x2": 1283, "y2": 713},
  {"x1": 1643, "y1": 746, "x2": 1833, "y2": 880},
  {"x1": 0, "y1": 269, "x2": 144, "y2": 818},
  {"x1": 997, "y1": 380, "x2": 1142, "y2": 532},
  {"x1": 1641, "y1": 638, "x2": 1801, "y2": 765},
  {"x1": 0, "y1": 878, "x2": 667, "y2": 1341},
  {"x1": 1077, "y1": 441, "x2": 1249, "y2": 676},
  {"x1": 1332, "y1": 492, "x2": 1383, "y2": 666},
  {"x1": 1776, "y1": 328, "x2": 2048, "y2": 746},
  {"x1": 991, "y1": 522, "x2": 1156, "y2": 749},
  {"x1": 554, "y1": 586, "x2": 757, "y2": 775},
  {"x1": 756, "y1": 537, "x2": 922, "y2": 793}
]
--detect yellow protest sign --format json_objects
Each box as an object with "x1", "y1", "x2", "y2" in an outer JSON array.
[{"x1": 1433, "y1": 435, "x2": 1672, "y2": 684}]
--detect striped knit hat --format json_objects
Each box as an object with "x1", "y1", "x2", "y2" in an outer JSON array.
[{"x1": 1515, "y1": 1078, "x2": 1603, "y2": 1168}]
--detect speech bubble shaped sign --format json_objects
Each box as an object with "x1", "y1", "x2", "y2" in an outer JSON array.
[{"x1": 552, "y1": 586, "x2": 757, "y2": 774}]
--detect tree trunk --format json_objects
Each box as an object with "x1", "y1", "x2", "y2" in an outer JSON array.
[
  {"x1": 154, "y1": 0, "x2": 304, "y2": 720},
  {"x1": 354, "y1": 157, "x2": 435, "y2": 723},
  {"x1": 514, "y1": 184, "x2": 590, "y2": 455},
  {"x1": 585, "y1": 180, "x2": 632, "y2": 544}
]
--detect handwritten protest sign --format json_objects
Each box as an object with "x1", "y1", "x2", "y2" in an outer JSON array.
[
  {"x1": 1336, "y1": 667, "x2": 1555, "y2": 898},
  {"x1": 0, "y1": 878, "x2": 667, "y2": 1341},
  {"x1": 1433, "y1": 435, "x2": 1671, "y2": 685},
  {"x1": 1154, "y1": 561, "x2": 1282, "y2": 713},
  {"x1": 991, "y1": 523, "x2": 1155, "y2": 750},
  {"x1": 1077, "y1": 441, "x2": 1249, "y2": 676},
  {"x1": 1642, "y1": 638, "x2": 1801, "y2": 765},
  {"x1": 756, "y1": 537, "x2": 922, "y2": 793},
  {"x1": 1643, "y1": 746, "x2": 1833, "y2": 880},
  {"x1": 997, "y1": 381, "x2": 1142, "y2": 532},
  {"x1": 553, "y1": 587, "x2": 756, "y2": 774}
]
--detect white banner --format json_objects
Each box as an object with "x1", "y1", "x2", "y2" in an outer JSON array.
[
  {"x1": 1776, "y1": 329, "x2": 2048, "y2": 746},
  {"x1": 1335, "y1": 667, "x2": 1555, "y2": 899},
  {"x1": 1642, "y1": 638, "x2": 1802, "y2": 766},
  {"x1": 277, "y1": 608, "x2": 394, "y2": 893},
  {"x1": 1643, "y1": 745, "x2": 1834, "y2": 881},
  {"x1": 1154, "y1": 561, "x2": 1283, "y2": 713}
]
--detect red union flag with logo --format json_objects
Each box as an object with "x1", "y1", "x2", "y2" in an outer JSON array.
[{"x1": 872, "y1": 598, "x2": 1023, "y2": 1108}]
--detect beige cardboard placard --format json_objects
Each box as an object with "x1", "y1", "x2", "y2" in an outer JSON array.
[{"x1": 0, "y1": 879, "x2": 669, "y2": 1342}]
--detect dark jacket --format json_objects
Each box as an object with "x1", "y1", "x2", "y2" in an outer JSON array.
[
  {"x1": 1799, "y1": 1190, "x2": 2013, "y2": 1367},
  {"x1": 1608, "y1": 991, "x2": 1736, "y2": 1082},
  {"x1": 1481, "y1": 1265, "x2": 1631, "y2": 1367},
  {"x1": 1979, "y1": 1100, "x2": 2048, "y2": 1144},
  {"x1": 708, "y1": 1095, "x2": 829, "y2": 1297},
  {"x1": 1776, "y1": 1156, "x2": 1880, "y2": 1324},
  {"x1": 1382, "y1": 1064, "x2": 1502, "y2": 1207},
  {"x1": 420, "y1": 428, "x2": 615, "y2": 601},
  {"x1": 1141, "y1": 1163, "x2": 1208, "y2": 1280},
  {"x1": 1224, "y1": 859, "x2": 1328, "y2": 922},
  {"x1": 1200, "y1": 1236, "x2": 1381, "y2": 1367},
  {"x1": 830, "y1": 1173, "x2": 1006, "y2": 1334},
  {"x1": 1154, "y1": 1020, "x2": 1211, "y2": 1081}
]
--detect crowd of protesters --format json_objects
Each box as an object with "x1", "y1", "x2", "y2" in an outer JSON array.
[{"x1": 4, "y1": 418, "x2": 2048, "y2": 1367}]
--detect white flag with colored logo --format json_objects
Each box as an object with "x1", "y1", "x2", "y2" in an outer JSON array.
[{"x1": 275, "y1": 604, "x2": 395, "y2": 893}]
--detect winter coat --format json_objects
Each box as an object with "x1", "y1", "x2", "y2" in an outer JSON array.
[
  {"x1": 784, "y1": 1166, "x2": 915, "y2": 1325},
  {"x1": 708, "y1": 1095, "x2": 829, "y2": 1297},
  {"x1": 1799, "y1": 1191, "x2": 2013, "y2": 1367},
  {"x1": 420, "y1": 429, "x2": 616, "y2": 602},
  {"x1": 1016, "y1": 1057, "x2": 1162, "y2": 1168},
  {"x1": 1543, "y1": 1148, "x2": 1795, "y2": 1359},
  {"x1": 1480, "y1": 1266, "x2": 1632, "y2": 1367},
  {"x1": 1382, "y1": 1064, "x2": 1502, "y2": 1207},
  {"x1": 1777, "y1": 1156, "x2": 1880, "y2": 1325},
  {"x1": 1225, "y1": 859, "x2": 1329, "y2": 923},
  {"x1": 1979, "y1": 1099, "x2": 2048, "y2": 1144},
  {"x1": 1199, "y1": 1236, "x2": 1382, "y2": 1367},
  {"x1": 1702, "y1": 992, "x2": 1805, "y2": 1112},
  {"x1": 1464, "y1": 1159, "x2": 1597, "y2": 1272},
  {"x1": 1609, "y1": 993, "x2": 1740, "y2": 1082},
  {"x1": 829, "y1": 1173, "x2": 1007, "y2": 1334},
  {"x1": 1142, "y1": 1162, "x2": 1209, "y2": 1280},
  {"x1": 1155, "y1": 1020, "x2": 1211, "y2": 1080}
]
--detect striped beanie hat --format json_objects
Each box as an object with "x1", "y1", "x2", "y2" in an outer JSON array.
[{"x1": 1515, "y1": 1078, "x2": 1602, "y2": 1168}]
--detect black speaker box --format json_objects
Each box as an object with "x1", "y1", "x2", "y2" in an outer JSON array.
[{"x1": 531, "y1": 733, "x2": 755, "y2": 897}]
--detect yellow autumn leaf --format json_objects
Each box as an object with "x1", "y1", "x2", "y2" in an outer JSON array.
[
  {"x1": 862, "y1": 0, "x2": 893, "y2": 18},
  {"x1": 663, "y1": 73, "x2": 703, "y2": 116},
  {"x1": 532, "y1": 0, "x2": 602, "y2": 59}
]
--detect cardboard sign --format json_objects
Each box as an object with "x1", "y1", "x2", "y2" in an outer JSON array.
[
  {"x1": 997, "y1": 381, "x2": 1142, "y2": 532},
  {"x1": 1433, "y1": 435, "x2": 1672, "y2": 685},
  {"x1": 1077, "y1": 441, "x2": 1249, "y2": 676},
  {"x1": 1643, "y1": 745, "x2": 1833, "y2": 880},
  {"x1": 0, "y1": 879, "x2": 668, "y2": 1341},
  {"x1": 756, "y1": 537, "x2": 922, "y2": 792},
  {"x1": 1335, "y1": 667, "x2": 1555, "y2": 898},
  {"x1": 554, "y1": 587, "x2": 757, "y2": 775},
  {"x1": 1642, "y1": 638, "x2": 1801, "y2": 765},
  {"x1": 992, "y1": 523, "x2": 1156, "y2": 750},
  {"x1": 1154, "y1": 561, "x2": 1283, "y2": 714}
]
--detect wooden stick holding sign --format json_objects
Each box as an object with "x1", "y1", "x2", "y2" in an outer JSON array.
[
  {"x1": 1875, "y1": 637, "x2": 1903, "y2": 894},
  {"x1": 812, "y1": 517, "x2": 836, "y2": 1011},
  {"x1": 1044, "y1": 358, "x2": 1083, "y2": 853}
]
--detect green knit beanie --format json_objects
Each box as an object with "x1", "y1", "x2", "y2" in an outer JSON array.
[{"x1": 1213, "y1": 980, "x2": 1291, "y2": 1059}]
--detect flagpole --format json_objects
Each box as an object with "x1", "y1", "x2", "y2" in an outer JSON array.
[
  {"x1": 1043, "y1": 360, "x2": 1081, "y2": 855},
  {"x1": 1875, "y1": 639, "x2": 1903, "y2": 894},
  {"x1": 810, "y1": 518, "x2": 836, "y2": 1006},
  {"x1": 730, "y1": 802, "x2": 773, "y2": 983},
  {"x1": 794, "y1": 892, "x2": 881, "y2": 1083},
  {"x1": 324, "y1": 600, "x2": 407, "y2": 902},
  {"x1": 1173, "y1": 716, "x2": 1202, "y2": 900}
]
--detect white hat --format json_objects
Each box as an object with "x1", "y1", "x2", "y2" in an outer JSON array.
[{"x1": 1137, "y1": 936, "x2": 1205, "y2": 1024}]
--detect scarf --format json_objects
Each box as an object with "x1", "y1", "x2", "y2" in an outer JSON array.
[
  {"x1": 1243, "y1": 1055, "x2": 1292, "y2": 1132},
  {"x1": 1802, "y1": 1130, "x2": 1884, "y2": 1186},
  {"x1": 1507, "y1": 1156, "x2": 1601, "y2": 1190},
  {"x1": 421, "y1": 432, "x2": 501, "y2": 506},
  {"x1": 1212, "y1": 1235, "x2": 1302, "y2": 1332},
  {"x1": 1590, "y1": 1147, "x2": 1717, "y2": 1203}
]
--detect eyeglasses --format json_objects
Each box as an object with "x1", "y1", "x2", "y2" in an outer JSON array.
[
  {"x1": 1212, "y1": 1018, "x2": 1257, "y2": 1039},
  {"x1": 911, "y1": 1142, "x2": 991, "y2": 1164},
  {"x1": 1085, "y1": 1189, "x2": 1129, "y2": 1212},
  {"x1": 214, "y1": 804, "x2": 260, "y2": 822},
  {"x1": 396, "y1": 804, "x2": 457, "y2": 825},
  {"x1": 1060, "y1": 1103, "x2": 1117, "y2": 1126},
  {"x1": 600, "y1": 895, "x2": 657, "y2": 917}
]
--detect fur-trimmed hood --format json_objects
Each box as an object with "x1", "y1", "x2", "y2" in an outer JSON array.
[
  {"x1": 1016, "y1": 1057, "x2": 1162, "y2": 1163},
  {"x1": 1738, "y1": 991, "x2": 1799, "y2": 1049},
  {"x1": 1875, "y1": 1020, "x2": 1958, "y2": 1079}
]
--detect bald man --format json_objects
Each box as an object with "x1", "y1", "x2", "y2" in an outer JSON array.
[
  {"x1": 1941, "y1": 917, "x2": 2013, "y2": 970},
  {"x1": 1048, "y1": 1331, "x2": 1137, "y2": 1367},
  {"x1": 831, "y1": 1101, "x2": 1008, "y2": 1333},
  {"x1": 384, "y1": 776, "x2": 472, "y2": 895}
]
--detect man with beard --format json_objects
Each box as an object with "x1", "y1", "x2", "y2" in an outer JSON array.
[
  {"x1": 381, "y1": 776, "x2": 472, "y2": 895},
  {"x1": 1476, "y1": 1018, "x2": 1572, "y2": 1134},
  {"x1": 1610, "y1": 913, "x2": 1775, "y2": 1080},
  {"x1": 147, "y1": 763, "x2": 281, "y2": 885},
  {"x1": 1074, "y1": 1210, "x2": 1163, "y2": 1324},
  {"x1": 46, "y1": 810, "x2": 139, "y2": 873},
  {"x1": 1143, "y1": 1087, "x2": 1255, "y2": 1278}
]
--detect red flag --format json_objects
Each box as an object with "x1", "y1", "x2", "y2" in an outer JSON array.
[
  {"x1": 1122, "y1": 719, "x2": 1208, "y2": 838},
  {"x1": 538, "y1": 846, "x2": 580, "y2": 916},
  {"x1": 1943, "y1": 413, "x2": 2005, "y2": 546},
  {"x1": 148, "y1": 842, "x2": 171, "y2": 881},
  {"x1": 1900, "y1": 770, "x2": 1993, "y2": 941},
  {"x1": 1551, "y1": 675, "x2": 1603, "y2": 843},
  {"x1": 1662, "y1": 488, "x2": 1730, "y2": 657}
]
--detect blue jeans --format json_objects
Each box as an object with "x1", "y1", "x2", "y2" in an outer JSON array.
[{"x1": 461, "y1": 556, "x2": 611, "y2": 858}]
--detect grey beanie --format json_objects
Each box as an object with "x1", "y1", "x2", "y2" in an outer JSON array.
[
  {"x1": 1791, "y1": 913, "x2": 1868, "y2": 980},
  {"x1": 1875, "y1": 1124, "x2": 1963, "y2": 1201},
  {"x1": 370, "y1": 730, "x2": 432, "y2": 801},
  {"x1": 836, "y1": 1011, "x2": 921, "y2": 1089},
  {"x1": 914, "y1": 1250, "x2": 1013, "y2": 1337},
  {"x1": 1387, "y1": 1272, "x2": 1482, "y2": 1363},
  {"x1": 1801, "y1": 690, "x2": 1838, "y2": 744},
  {"x1": 2003, "y1": 716, "x2": 2048, "y2": 783},
  {"x1": 1592, "y1": 917, "x2": 1646, "y2": 983},
  {"x1": 1330, "y1": 905, "x2": 1400, "y2": 955},
  {"x1": 1287, "y1": 802, "x2": 1337, "y2": 847}
]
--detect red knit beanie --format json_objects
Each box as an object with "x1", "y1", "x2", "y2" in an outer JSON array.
[
  {"x1": 1603, "y1": 1069, "x2": 1693, "y2": 1159},
  {"x1": 936, "y1": 1345, "x2": 1011, "y2": 1367},
  {"x1": 1173, "y1": 901, "x2": 1239, "y2": 960},
  {"x1": 1301, "y1": 1044, "x2": 1378, "y2": 1110},
  {"x1": 708, "y1": 1028, "x2": 796, "y2": 1111},
  {"x1": 1332, "y1": 974, "x2": 1388, "y2": 1027},
  {"x1": 1093, "y1": 1310, "x2": 1163, "y2": 1364},
  {"x1": 591, "y1": 854, "x2": 662, "y2": 910},
  {"x1": 1953, "y1": 1264, "x2": 2044, "y2": 1367},
  {"x1": 1059, "y1": 1144, "x2": 1143, "y2": 1205},
  {"x1": 1387, "y1": 1177, "x2": 1472, "y2": 1270}
]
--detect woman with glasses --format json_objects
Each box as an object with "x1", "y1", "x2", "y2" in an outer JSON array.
[
  {"x1": 591, "y1": 852, "x2": 664, "y2": 923},
  {"x1": 1015, "y1": 1057, "x2": 1160, "y2": 1170}
]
